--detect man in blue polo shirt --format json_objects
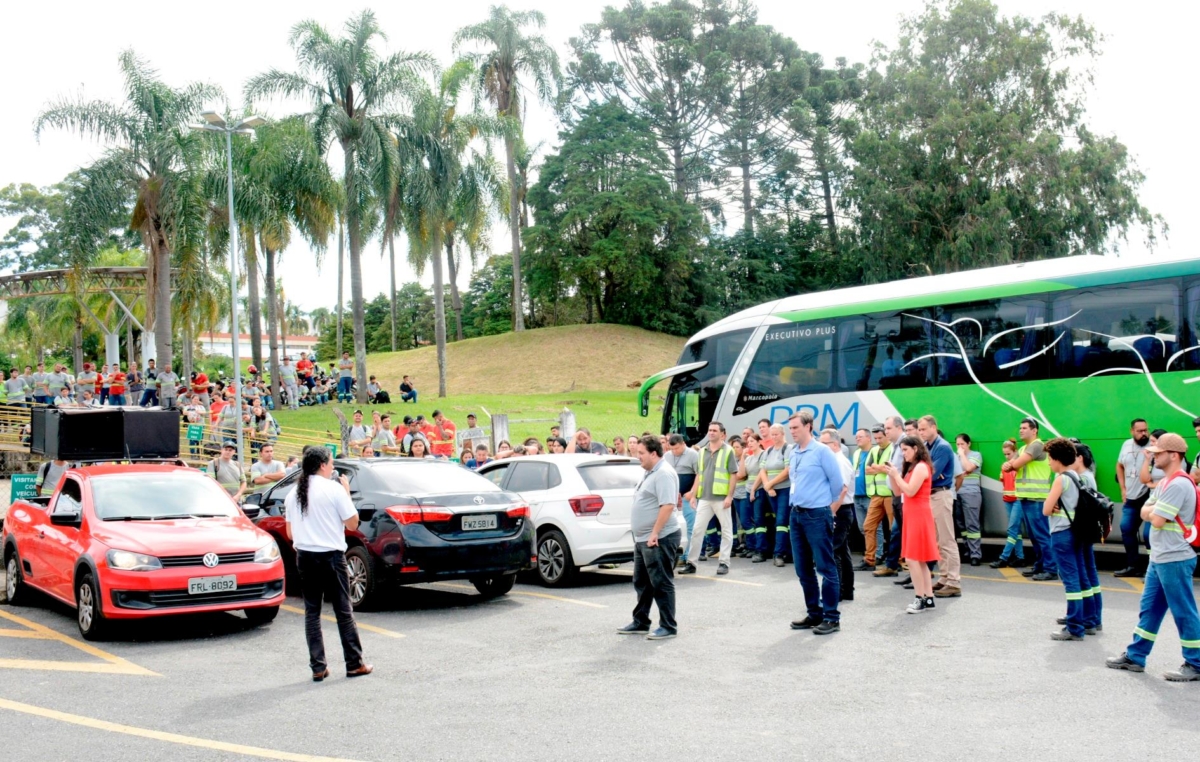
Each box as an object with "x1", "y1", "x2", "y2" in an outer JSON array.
[
  {"x1": 919, "y1": 415, "x2": 962, "y2": 597},
  {"x1": 786, "y1": 410, "x2": 846, "y2": 636}
]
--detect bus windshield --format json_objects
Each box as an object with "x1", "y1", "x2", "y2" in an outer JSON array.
[{"x1": 663, "y1": 329, "x2": 752, "y2": 444}]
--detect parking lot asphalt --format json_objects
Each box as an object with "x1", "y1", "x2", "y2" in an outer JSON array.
[{"x1": 2, "y1": 554, "x2": 1199, "y2": 762}]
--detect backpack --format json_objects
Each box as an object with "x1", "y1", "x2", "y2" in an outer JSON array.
[
  {"x1": 1162, "y1": 471, "x2": 1200, "y2": 548},
  {"x1": 1061, "y1": 471, "x2": 1114, "y2": 545}
]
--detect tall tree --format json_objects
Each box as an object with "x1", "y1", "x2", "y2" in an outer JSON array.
[
  {"x1": 569, "y1": 0, "x2": 729, "y2": 204},
  {"x1": 248, "y1": 11, "x2": 431, "y2": 401},
  {"x1": 36, "y1": 50, "x2": 220, "y2": 371},
  {"x1": 395, "y1": 61, "x2": 503, "y2": 397},
  {"x1": 454, "y1": 5, "x2": 562, "y2": 332},
  {"x1": 849, "y1": 0, "x2": 1161, "y2": 280}
]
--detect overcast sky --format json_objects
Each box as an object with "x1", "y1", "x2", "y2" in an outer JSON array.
[{"x1": 1, "y1": 0, "x2": 1195, "y2": 313}]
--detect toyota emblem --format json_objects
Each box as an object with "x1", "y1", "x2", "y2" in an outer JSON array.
[
  {"x1": 473, "y1": 496, "x2": 485, "y2": 505},
  {"x1": 202, "y1": 553, "x2": 220, "y2": 568}
]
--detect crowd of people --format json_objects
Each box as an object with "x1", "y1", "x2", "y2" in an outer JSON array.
[{"x1": 619, "y1": 412, "x2": 1200, "y2": 682}]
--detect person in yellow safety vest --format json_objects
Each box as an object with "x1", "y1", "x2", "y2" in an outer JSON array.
[
  {"x1": 859, "y1": 426, "x2": 895, "y2": 570},
  {"x1": 850, "y1": 428, "x2": 878, "y2": 570},
  {"x1": 1002, "y1": 417, "x2": 1057, "y2": 581},
  {"x1": 680, "y1": 422, "x2": 739, "y2": 576}
]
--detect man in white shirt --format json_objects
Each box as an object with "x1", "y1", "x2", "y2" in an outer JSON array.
[{"x1": 285, "y1": 446, "x2": 372, "y2": 681}]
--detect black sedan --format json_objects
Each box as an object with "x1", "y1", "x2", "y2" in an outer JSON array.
[{"x1": 243, "y1": 458, "x2": 534, "y2": 609}]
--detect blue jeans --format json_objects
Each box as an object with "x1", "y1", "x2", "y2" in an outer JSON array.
[
  {"x1": 748, "y1": 492, "x2": 769, "y2": 553},
  {"x1": 1018, "y1": 498, "x2": 1056, "y2": 575},
  {"x1": 108, "y1": 393, "x2": 125, "y2": 406},
  {"x1": 771, "y1": 486, "x2": 792, "y2": 558},
  {"x1": 1120, "y1": 495, "x2": 1150, "y2": 570},
  {"x1": 1052, "y1": 531, "x2": 1092, "y2": 637},
  {"x1": 790, "y1": 507, "x2": 840, "y2": 623},
  {"x1": 139, "y1": 389, "x2": 158, "y2": 407},
  {"x1": 999, "y1": 500, "x2": 1026, "y2": 560},
  {"x1": 337, "y1": 377, "x2": 352, "y2": 402},
  {"x1": 1080, "y1": 543, "x2": 1103, "y2": 629},
  {"x1": 402, "y1": 390, "x2": 418, "y2": 403},
  {"x1": 681, "y1": 498, "x2": 696, "y2": 557},
  {"x1": 1125, "y1": 556, "x2": 1200, "y2": 669},
  {"x1": 734, "y1": 496, "x2": 753, "y2": 551}
]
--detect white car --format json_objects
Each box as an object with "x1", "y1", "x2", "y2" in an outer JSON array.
[{"x1": 478, "y1": 454, "x2": 642, "y2": 586}]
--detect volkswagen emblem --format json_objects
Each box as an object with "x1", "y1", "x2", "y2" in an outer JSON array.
[
  {"x1": 472, "y1": 496, "x2": 485, "y2": 505},
  {"x1": 202, "y1": 553, "x2": 220, "y2": 568}
]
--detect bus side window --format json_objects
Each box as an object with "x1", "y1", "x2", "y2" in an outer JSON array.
[
  {"x1": 1185, "y1": 281, "x2": 1200, "y2": 371},
  {"x1": 1052, "y1": 280, "x2": 1180, "y2": 378},
  {"x1": 839, "y1": 314, "x2": 935, "y2": 391}
]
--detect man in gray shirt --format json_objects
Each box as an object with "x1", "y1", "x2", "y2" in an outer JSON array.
[
  {"x1": 664, "y1": 435, "x2": 699, "y2": 562},
  {"x1": 618, "y1": 435, "x2": 681, "y2": 640},
  {"x1": 157, "y1": 364, "x2": 180, "y2": 408},
  {"x1": 251, "y1": 444, "x2": 287, "y2": 490},
  {"x1": 46, "y1": 365, "x2": 70, "y2": 401},
  {"x1": 1115, "y1": 418, "x2": 1151, "y2": 577},
  {"x1": 31, "y1": 362, "x2": 50, "y2": 404}
]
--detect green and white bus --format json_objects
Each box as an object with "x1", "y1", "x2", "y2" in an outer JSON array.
[{"x1": 639, "y1": 254, "x2": 1200, "y2": 526}]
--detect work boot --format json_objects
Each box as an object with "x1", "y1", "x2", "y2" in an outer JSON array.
[
  {"x1": 1050, "y1": 629, "x2": 1083, "y2": 641},
  {"x1": 751, "y1": 553, "x2": 767, "y2": 563},
  {"x1": 773, "y1": 556, "x2": 786, "y2": 567},
  {"x1": 1113, "y1": 567, "x2": 1145, "y2": 578},
  {"x1": 679, "y1": 562, "x2": 697, "y2": 575},
  {"x1": 990, "y1": 558, "x2": 1011, "y2": 569},
  {"x1": 1105, "y1": 653, "x2": 1145, "y2": 672},
  {"x1": 1032, "y1": 572, "x2": 1059, "y2": 581},
  {"x1": 1164, "y1": 663, "x2": 1200, "y2": 682},
  {"x1": 813, "y1": 620, "x2": 840, "y2": 636},
  {"x1": 790, "y1": 615, "x2": 822, "y2": 630},
  {"x1": 716, "y1": 563, "x2": 729, "y2": 576},
  {"x1": 854, "y1": 561, "x2": 875, "y2": 571},
  {"x1": 893, "y1": 575, "x2": 912, "y2": 586},
  {"x1": 933, "y1": 586, "x2": 961, "y2": 598},
  {"x1": 872, "y1": 567, "x2": 898, "y2": 578}
]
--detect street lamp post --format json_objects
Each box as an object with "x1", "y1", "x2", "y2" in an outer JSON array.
[{"x1": 194, "y1": 111, "x2": 265, "y2": 465}]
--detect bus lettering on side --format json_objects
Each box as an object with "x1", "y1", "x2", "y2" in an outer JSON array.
[{"x1": 768, "y1": 402, "x2": 860, "y2": 433}]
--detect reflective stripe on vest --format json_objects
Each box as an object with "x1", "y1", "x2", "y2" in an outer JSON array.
[
  {"x1": 696, "y1": 444, "x2": 734, "y2": 499},
  {"x1": 866, "y1": 444, "x2": 894, "y2": 497},
  {"x1": 962, "y1": 453, "x2": 982, "y2": 484},
  {"x1": 1015, "y1": 441, "x2": 1053, "y2": 499},
  {"x1": 763, "y1": 445, "x2": 788, "y2": 479}
]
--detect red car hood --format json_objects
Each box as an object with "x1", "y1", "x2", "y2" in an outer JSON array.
[{"x1": 89, "y1": 517, "x2": 269, "y2": 557}]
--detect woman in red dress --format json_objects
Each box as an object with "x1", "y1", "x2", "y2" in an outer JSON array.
[{"x1": 885, "y1": 436, "x2": 940, "y2": 613}]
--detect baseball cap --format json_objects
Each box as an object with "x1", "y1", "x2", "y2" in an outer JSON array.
[
  {"x1": 1145, "y1": 432, "x2": 1188, "y2": 455},
  {"x1": 870, "y1": 425, "x2": 884, "y2": 434},
  {"x1": 222, "y1": 440, "x2": 237, "y2": 449},
  {"x1": 467, "y1": 413, "x2": 477, "y2": 419}
]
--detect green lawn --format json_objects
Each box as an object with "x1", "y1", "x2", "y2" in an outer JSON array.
[{"x1": 267, "y1": 390, "x2": 658, "y2": 452}]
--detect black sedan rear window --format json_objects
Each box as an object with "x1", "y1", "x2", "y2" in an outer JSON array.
[{"x1": 369, "y1": 462, "x2": 503, "y2": 494}]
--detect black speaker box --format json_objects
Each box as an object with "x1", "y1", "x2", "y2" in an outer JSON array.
[{"x1": 31, "y1": 407, "x2": 180, "y2": 461}]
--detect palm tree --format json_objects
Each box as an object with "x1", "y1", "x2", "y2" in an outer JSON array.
[
  {"x1": 395, "y1": 61, "x2": 502, "y2": 396},
  {"x1": 309, "y1": 307, "x2": 332, "y2": 335},
  {"x1": 36, "y1": 50, "x2": 220, "y2": 371},
  {"x1": 454, "y1": 6, "x2": 561, "y2": 332},
  {"x1": 248, "y1": 11, "x2": 432, "y2": 402},
  {"x1": 445, "y1": 151, "x2": 502, "y2": 341}
]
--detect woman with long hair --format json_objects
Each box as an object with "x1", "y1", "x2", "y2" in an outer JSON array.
[
  {"x1": 285, "y1": 446, "x2": 372, "y2": 681},
  {"x1": 410, "y1": 438, "x2": 434, "y2": 459},
  {"x1": 885, "y1": 436, "x2": 940, "y2": 613}
]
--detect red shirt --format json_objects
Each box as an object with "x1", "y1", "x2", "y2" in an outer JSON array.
[
  {"x1": 296, "y1": 359, "x2": 314, "y2": 378},
  {"x1": 192, "y1": 373, "x2": 209, "y2": 395},
  {"x1": 429, "y1": 419, "x2": 456, "y2": 458},
  {"x1": 109, "y1": 372, "x2": 127, "y2": 395}
]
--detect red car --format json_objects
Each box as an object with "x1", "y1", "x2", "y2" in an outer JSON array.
[{"x1": 2, "y1": 463, "x2": 284, "y2": 640}]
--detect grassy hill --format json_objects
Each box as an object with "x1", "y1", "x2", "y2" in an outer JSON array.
[
  {"x1": 364, "y1": 324, "x2": 686, "y2": 396},
  {"x1": 268, "y1": 325, "x2": 687, "y2": 448}
]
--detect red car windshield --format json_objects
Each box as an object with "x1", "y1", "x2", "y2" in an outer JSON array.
[{"x1": 90, "y1": 473, "x2": 240, "y2": 521}]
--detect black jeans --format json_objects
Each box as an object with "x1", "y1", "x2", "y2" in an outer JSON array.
[
  {"x1": 833, "y1": 505, "x2": 855, "y2": 598},
  {"x1": 297, "y1": 550, "x2": 364, "y2": 674},
  {"x1": 632, "y1": 531, "x2": 680, "y2": 633},
  {"x1": 886, "y1": 496, "x2": 904, "y2": 570}
]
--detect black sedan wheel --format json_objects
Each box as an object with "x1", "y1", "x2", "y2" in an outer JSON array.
[
  {"x1": 536, "y1": 529, "x2": 575, "y2": 587},
  {"x1": 345, "y1": 547, "x2": 377, "y2": 610},
  {"x1": 472, "y1": 574, "x2": 516, "y2": 598}
]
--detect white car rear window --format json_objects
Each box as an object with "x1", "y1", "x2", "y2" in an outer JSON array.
[{"x1": 578, "y1": 463, "x2": 643, "y2": 491}]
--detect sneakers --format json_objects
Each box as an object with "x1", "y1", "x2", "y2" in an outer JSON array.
[
  {"x1": 1050, "y1": 629, "x2": 1083, "y2": 641},
  {"x1": 773, "y1": 556, "x2": 786, "y2": 567},
  {"x1": 616, "y1": 622, "x2": 650, "y2": 635},
  {"x1": 813, "y1": 620, "x2": 840, "y2": 635},
  {"x1": 989, "y1": 558, "x2": 1010, "y2": 569},
  {"x1": 873, "y1": 567, "x2": 899, "y2": 577},
  {"x1": 906, "y1": 596, "x2": 935, "y2": 614},
  {"x1": 934, "y1": 586, "x2": 962, "y2": 598},
  {"x1": 717, "y1": 563, "x2": 729, "y2": 576},
  {"x1": 1164, "y1": 663, "x2": 1200, "y2": 682},
  {"x1": 751, "y1": 553, "x2": 767, "y2": 563},
  {"x1": 1113, "y1": 567, "x2": 1144, "y2": 578},
  {"x1": 646, "y1": 627, "x2": 676, "y2": 640},
  {"x1": 790, "y1": 615, "x2": 822, "y2": 630},
  {"x1": 1106, "y1": 652, "x2": 1145, "y2": 672},
  {"x1": 1032, "y1": 572, "x2": 1059, "y2": 581},
  {"x1": 679, "y1": 562, "x2": 697, "y2": 575},
  {"x1": 698, "y1": 552, "x2": 708, "y2": 562}
]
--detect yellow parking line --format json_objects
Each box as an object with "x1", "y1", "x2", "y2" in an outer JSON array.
[
  {"x1": 959, "y1": 574, "x2": 1136, "y2": 595},
  {"x1": 997, "y1": 567, "x2": 1029, "y2": 583},
  {"x1": 427, "y1": 582, "x2": 607, "y2": 609},
  {"x1": 0, "y1": 609, "x2": 156, "y2": 676},
  {"x1": 0, "y1": 628, "x2": 54, "y2": 640},
  {"x1": 0, "y1": 697, "x2": 365, "y2": 762},
  {"x1": 279, "y1": 605, "x2": 404, "y2": 638},
  {"x1": 593, "y1": 568, "x2": 764, "y2": 588},
  {"x1": 1119, "y1": 577, "x2": 1145, "y2": 593}
]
